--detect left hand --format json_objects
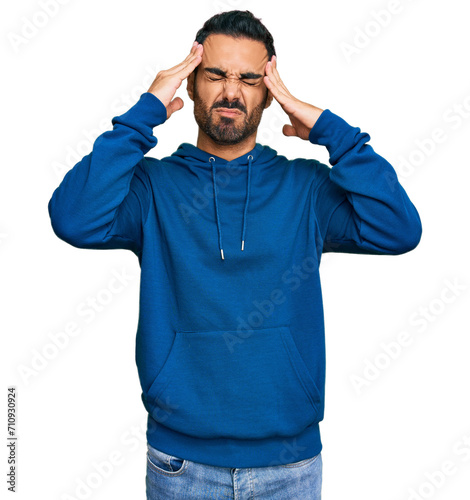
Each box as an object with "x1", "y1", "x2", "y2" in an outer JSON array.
[{"x1": 264, "y1": 55, "x2": 324, "y2": 140}]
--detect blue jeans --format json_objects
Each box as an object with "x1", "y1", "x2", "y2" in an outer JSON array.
[{"x1": 146, "y1": 443, "x2": 322, "y2": 499}]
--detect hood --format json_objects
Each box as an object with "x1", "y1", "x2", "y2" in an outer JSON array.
[{"x1": 171, "y1": 142, "x2": 278, "y2": 260}]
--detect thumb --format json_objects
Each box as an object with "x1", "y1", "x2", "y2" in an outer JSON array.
[
  {"x1": 282, "y1": 124, "x2": 297, "y2": 137},
  {"x1": 166, "y1": 97, "x2": 184, "y2": 119}
]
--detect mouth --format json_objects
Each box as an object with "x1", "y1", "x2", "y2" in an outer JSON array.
[{"x1": 215, "y1": 108, "x2": 243, "y2": 116}]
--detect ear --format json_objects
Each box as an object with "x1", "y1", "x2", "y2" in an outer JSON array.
[
  {"x1": 187, "y1": 71, "x2": 195, "y2": 102},
  {"x1": 264, "y1": 90, "x2": 274, "y2": 109}
]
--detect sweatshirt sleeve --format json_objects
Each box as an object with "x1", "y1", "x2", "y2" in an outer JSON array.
[
  {"x1": 48, "y1": 92, "x2": 167, "y2": 256},
  {"x1": 308, "y1": 109, "x2": 422, "y2": 255}
]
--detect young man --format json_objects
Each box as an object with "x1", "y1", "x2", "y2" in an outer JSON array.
[{"x1": 48, "y1": 10, "x2": 422, "y2": 500}]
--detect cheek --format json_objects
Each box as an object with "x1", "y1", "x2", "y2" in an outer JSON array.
[
  {"x1": 249, "y1": 89, "x2": 267, "y2": 109},
  {"x1": 201, "y1": 84, "x2": 222, "y2": 104},
  {"x1": 195, "y1": 77, "x2": 217, "y2": 99}
]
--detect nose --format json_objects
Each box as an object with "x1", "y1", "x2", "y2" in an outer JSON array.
[{"x1": 221, "y1": 77, "x2": 243, "y2": 102}]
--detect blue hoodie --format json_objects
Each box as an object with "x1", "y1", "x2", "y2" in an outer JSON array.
[{"x1": 48, "y1": 91, "x2": 422, "y2": 468}]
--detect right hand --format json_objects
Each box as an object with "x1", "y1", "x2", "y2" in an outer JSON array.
[{"x1": 147, "y1": 41, "x2": 203, "y2": 120}]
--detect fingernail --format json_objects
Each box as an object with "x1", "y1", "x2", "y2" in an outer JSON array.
[{"x1": 193, "y1": 41, "x2": 198, "y2": 46}]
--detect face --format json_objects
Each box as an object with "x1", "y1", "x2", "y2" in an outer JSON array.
[{"x1": 188, "y1": 34, "x2": 273, "y2": 145}]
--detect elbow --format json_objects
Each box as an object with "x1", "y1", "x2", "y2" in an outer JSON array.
[
  {"x1": 48, "y1": 201, "x2": 85, "y2": 248},
  {"x1": 389, "y1": 216, "x2": 423, "y2": 255},
  {"x1": 49, "y1": 214, "x2": 81, "y2": 247}
]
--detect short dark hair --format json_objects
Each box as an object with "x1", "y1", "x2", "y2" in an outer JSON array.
[{"x1": 193, "y1": 10, "x2": 276, "y2": 78}]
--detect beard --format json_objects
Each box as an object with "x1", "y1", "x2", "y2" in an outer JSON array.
[{"x1": 192, "y1": 80, "x2": 268, "y2": 145}]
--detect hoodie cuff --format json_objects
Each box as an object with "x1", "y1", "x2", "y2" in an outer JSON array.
[
  {"x1": 308, "y1": 109, "x2": 367, "y2": 166},
  {"x1": 112, "y1": 92, "x2": 168, "y2": 131},
  {"x1": 141, "y1": 92, "x2": 168, "y2": 124}
]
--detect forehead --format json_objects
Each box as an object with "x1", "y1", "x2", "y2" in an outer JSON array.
[{"x1": 201, "y1": 34, "x2": 268, "y2": 74}]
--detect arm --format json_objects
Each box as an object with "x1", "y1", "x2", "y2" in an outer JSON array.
[
  {"x1": 48, "y1": 41, "x2": 204, "y2": 255},
  {"x1": 263, "y1": 55, "x2": 422, "y2": 256},
  {"x1": 308, "y1": 110, "x2": 422, "y2": 255},
  {"x1": 48, "y1": 93, "x2": 167, "y2": 254}
]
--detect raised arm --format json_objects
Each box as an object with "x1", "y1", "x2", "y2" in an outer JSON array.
[
  {"x1": 48, "y1": 41, "x2": 204, "y2": 255},
  {"x1": 308, "y1": 110, "x2": 422, "y2": 255},
  {"x1": 264, "y1": 54, "x2": 422, "y2": 256}
]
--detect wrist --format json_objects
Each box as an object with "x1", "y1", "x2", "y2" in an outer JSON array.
[{"x1": 309, "y1": 106, "x2": 324, "y2": 129}]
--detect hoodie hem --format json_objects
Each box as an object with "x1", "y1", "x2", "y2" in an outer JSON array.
[{"x1": 146, "y1": 414, "x2": 322, "y2": 469}]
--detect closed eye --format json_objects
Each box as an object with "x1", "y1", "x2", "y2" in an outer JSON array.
[{"x1": 208, "y1": 77, "x2": 257, "y2": 86}]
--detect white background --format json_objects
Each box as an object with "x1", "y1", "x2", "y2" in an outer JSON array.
[{"x1": 2, "y1": 0, "x2": 470, "y2": 499}]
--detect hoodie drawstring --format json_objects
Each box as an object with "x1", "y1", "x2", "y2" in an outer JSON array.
[
  {"x1": 242, "y1": 155, "x2": 253, "y2": 252},
  {"x1": 209, "y1": 154, "x2": 253, "y2": 260}
]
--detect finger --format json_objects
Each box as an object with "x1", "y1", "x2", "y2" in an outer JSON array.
[
  {"x1": 183, "y1": 41, "x2": 200, "y2": 60},
  {"x1": 166, "y1": 96, "x2": 184, "y2": 119},
  {"x1": 263, "y1": 72, "x2": 282, "y2": 101},
  {"x1": 282, "y1": 124, "x2": 297, "y2": 137},
  {"x1": 178, "y1": 44, "x2": 203, "y2": 74},
  {"x1": 185, "y1": 42, "x2": 203, "y2": 62},
  {"x1": 186, "y1": 41, "x2": 201, "y2": 59},
  {"x1": 176, "y1": 45, "x2": 203, "y2": 79},
  {"x1": 166, "y1": 43, "x2": 203, "y2": 75},
  {"x1": 266, "y1": 56, "x2": 291, "y2": 96},
  {"x1": 265, "y1": 60, "x2": 285, "y2": 92},
  {"x1": 264, "y1": 66, "x2": 290, "y2": 106},
  {"x1": 268, "y1": 56, "x2": 292, "y2": 97}
]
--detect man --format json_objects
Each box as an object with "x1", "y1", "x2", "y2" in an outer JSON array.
[{"x1": 48, "y1": 10, "x2": 422, "y2": 500}]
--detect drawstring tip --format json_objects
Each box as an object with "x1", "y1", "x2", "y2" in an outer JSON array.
[
  {"x1": 241, "y1": 240, "x2": 244, "y2": 251},
  {"x1": 220, "y1": 248, "x2": 224, "y2": 260}
]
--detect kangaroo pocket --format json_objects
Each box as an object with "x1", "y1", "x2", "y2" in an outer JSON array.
[{"x1": 142, "y1": 325, "x2": 321, "y2": 439}]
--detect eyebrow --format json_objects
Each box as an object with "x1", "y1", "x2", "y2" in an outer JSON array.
[{"x1": 204, "y1": 67, "x2": 263, "y2": 79}]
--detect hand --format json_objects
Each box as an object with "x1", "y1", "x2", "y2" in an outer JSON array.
[
  {"x1": 264, "y1": 55, "x2": 324, "y2": 140},
  {"x1": 147, "y1": 41, "x2": 204, "y2": 119}
]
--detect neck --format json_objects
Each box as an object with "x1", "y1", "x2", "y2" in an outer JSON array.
[{"x1": 196, "y1": 129, "x2": 257, "y2": 162}]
